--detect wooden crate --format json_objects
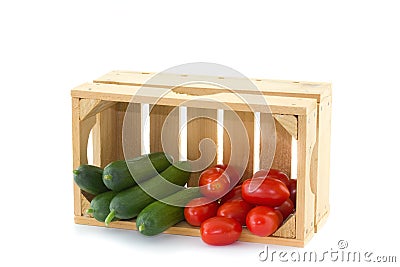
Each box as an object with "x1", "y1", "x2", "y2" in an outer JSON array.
[{"x1": 71, "y1": 71, "x2": 331, "y2": 247}]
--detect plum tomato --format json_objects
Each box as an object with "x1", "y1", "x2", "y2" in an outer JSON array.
[
  {"x1": 274, "y1": 198, "x2": 294, "y2": 220},
  {"x1": 200, "y1": 217, "x2": 242, "y2": 246},
  {"x1": 246, "y1": 206, "x2": 281, "y2": 237},
  {"x1": 288, "y1": 179, "x2": 297, "y2": 206},
  {"x1": 217, "y1": 199, "x2": 254, "y2": 225},
  {"x1": 242, "y1": 177, "x2": 290, "y2": 207},
  {"x1": 184, "y1": 197, "x2": 219, "y2": 226},
  {"x1": 253, "y1": 169, "x2": 290, "y2": 188},
  {"x1": 220, "y1": 185, "x2": 242, "y2": 204},
  {"x1": 199, "y1": 167, "x2": 231, "y2": 200}
]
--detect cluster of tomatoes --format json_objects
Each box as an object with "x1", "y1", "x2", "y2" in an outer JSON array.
[{"x1": 184, "y1": 164, "x2": 297, "y2": 246}]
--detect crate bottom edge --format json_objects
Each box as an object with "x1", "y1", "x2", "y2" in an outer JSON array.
[{"x1": 74, "y1": 216, "x2": 305, "y2": 247}]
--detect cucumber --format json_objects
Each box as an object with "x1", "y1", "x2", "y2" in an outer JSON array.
[
  {"x1": 105, "y1": 161, "x2": 191, "y2": 226},
  {"x1": 73, "y1": 165, "x2": 108, "y2": 195},
  {"x1": 102, "y1": 152, "x2": 173, "y2": 192},
  {"x1": 136, "y1": 187, "x2": 201, "y2": 236},
  {"x1": 86, "y1": 191, "x2": 118, "y2": 222}
]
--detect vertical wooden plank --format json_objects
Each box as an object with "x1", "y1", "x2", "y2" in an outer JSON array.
[
  {"x1": 223, "y1": 111, "x2": 254, "y2": 182},
  {"x1": 271, "y1": 118, "x2": 292, "y2": 177},
  {"x1": 150, "y1": 105, "x2": 179, "y2": 161},
  {"x1": 260, "y1": 113, "x2": 277, "y2": 173},
  {"x1": 296, "y1": 108, "x2": 317, "y2": 242},
  {"x1": 121, "y1": 103, "x2": 142, "y2": 159},
  {"x1": 313, "y1": 96, "x2": 332, "y2": 232},
  {"x1": 187, "y1": 108, "x2": 218, "y2": 186},
  {"x1": 72, "y1": 97, "x2": 96, "y2": 216},
  {"x1": 115, "y1": 103, "x2": 128, "y2": 160}
]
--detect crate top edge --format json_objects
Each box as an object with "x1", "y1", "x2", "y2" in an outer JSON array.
[
  {"x1": 94, "y1": 70, "x2": 331, "y2": 102},
  {"x1": 71, "y1": 82, "x2": 316, "y2": 115}
]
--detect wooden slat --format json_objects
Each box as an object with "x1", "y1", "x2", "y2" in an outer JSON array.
[
  {"x1": 259, "y1": 112, "x2": 276, "y2": 172},
  {"x1": 74, "y1": 216, "x2": 306, "y2": 247},
  {"x1": 273, "y1": 114, "x2": 298, "y2": 140},
  {"x1": 94, "y1": 70, "x2": 331, "y2": 102},
  {"x1": 296, "y1": 108, "x2": 317, "y2": 242},
  {"x1": 223, "y1": 111, "x2": 254, "y2": 182},
  {"x1": 186, "y1": 108, "x2": 218, "y2": 186},
  {"x1": 71, "y1": 83, "x2": 315, "y2": 115},
  {"x1": 271, "y1": 117, "x2": 293, "y2": 177},
  {"x1": 79, "y1": 99, "x2": 116, "y2": 121},
  {"x1": 313, "y1": 97, "x2": 332, "y2": 232},
  {"x1": 272, "y1": 214, "x2": 296, "y2": 238},
  {"x1": 72, "y1": 97, "x2": 96, "y2": 216},
  {"x1": 122, "y1": 103, "x2": 142, "y2": 159},
  {"x1": 150, "y1": 105, "x2": 179, "y2": 161}
]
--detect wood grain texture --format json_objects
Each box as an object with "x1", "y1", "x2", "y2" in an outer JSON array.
[
  {"x1": 296, "y1": 108, "x2": 317, "y2": 242},
  {"x1": 74, "y1": 216, "x2": 305, "y2": 247},
  {"x1": 223, "y1": 111, "x2": 254, "y2": 181},
  {"x1": 94, "y1": 70, "x2": 331, "y2": 102},
  {"x1": 122, "y1": 103, "x2": 142, "y2": 159},
  {"x1": 271, "y1": 117, "x2": 293, "y2": 177},
  {"x1": 71, "y1": 83, "x2": 315, "y2": 115},
  {"x1": 150, "y1": 105, "x2": 179, "y2": 161},
  {"x1": 313, "y1": 97, "x2": 332, "y2": 232},
  {"x1": 272, "y1": 214, "x2": 296, "y2": 238},
  {"x1": 72, "y1": 97, "x2": 96, "y2": 216},
  {"x1": 186, "y1": 108, "x2": 218, "y2": 186},
  {"x1": 79, "y1": 99, "x2": 116, "y2": 121},
  {"x1": 273, "y1": 114, "x2": 298, "y2": 140}
]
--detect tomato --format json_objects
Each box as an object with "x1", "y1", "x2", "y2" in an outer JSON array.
[
  {"x1": 253, "y1": 169, "x2": 290, "y2": 188},
  {"x1": 288, "y1": 179, "x2": 297, "y2": 206},
  {"x1": 275, "y1": 198, "x2": 294, "y2": 220},
  {"x1": 220, "y1": 185, "x2": 242, "y2": 204},
  {"x1": 274, "y1": 209, "x2": 284, "y2": 225},
  {"x1": 199, "y1": 167, "x2": 231, "y2": 199},
  {"x1": 246, "y1": 206, "x2": 281, "y2": 237},
  {"x1": 214, "y1": 164, "x2": 227, "y2": 170},
  {"x1": 184, "y1": 197, "x2": 219, "y2": 226},
  {"x1": 217, "y1": 199, "x2": 254, "y2": 225},
  {"x1": 242, "y1": 177, "x2": 290, "y2": 207},
  {"x1": 200, "y1": 217, "x2": 242, "y2": 246}
]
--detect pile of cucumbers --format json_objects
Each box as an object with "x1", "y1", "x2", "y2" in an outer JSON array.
[{"x1": 73, "y1": 152, "x2": 201, "y2": 236}]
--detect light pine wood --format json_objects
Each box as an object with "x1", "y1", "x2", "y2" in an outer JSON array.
[
  {"x1": 296, "y1": 109, "x2": 317, "y2": 242},
  {"x1": 71, "y1": 83, "x2": 315, "y2": 115},
  {"x1": 186, "y1": 108, "x2": 218, "y2": 186},
  {"x1": 79, "y1": 98, "x2": 116, "y2": 121},
  {"x1": 313, "y1": 97, "x2": 332, "y2": 232},
  {"x1": 72, "y1": 97, "x2": 96, "y2": 216},
  {"x1": 271, "y1": 117, "x2": 293, "y2": 177},
  {"x1": 72, "y1": 71, "x2": 331, "y2": 247},
  {"x1": 273, "y1": 114, "x2": 298, "y2": 140},
  {"x1": 223, "y1": 111, "x2": 254, "y2": 181},
  {"x1": 94, "y1": 70, "x2": 331, "y2": 102},
  {"x1": 272, "y1": 214, "x2": 296, "y2": 238},
  {"x1": 150, "y1": 105, "x2": 179, "y2": 161},
  {"x1": 74, "y1": 216, "x2": 306, "y2": 247},
  {"x1": 122, "y1": 103, "x2": 142, "y2": 159}
]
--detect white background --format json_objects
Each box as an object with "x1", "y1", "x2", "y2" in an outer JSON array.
[{"x1": 1, "y1": 0, "x2": 399, "y2": 266}]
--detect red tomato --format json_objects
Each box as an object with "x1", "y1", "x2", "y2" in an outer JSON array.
[
  {"x1": 242, "y1": 178, "x2": 290, "y2": 207},
  {"x1": 214, "y1": 164, "x2": 227, "y2": 170},
  {"x1": 253, "y1": 169, "x2": 290, "y2": 188},
  {"x1": 217, "y1": 199, "x2": 254, "y2": 225},
  {"x1": 274, "y1": 209, "x2": 284, "y2": 225},
  {"x1": 288, "y1": 179, "x2": 297, "y2": 206},
  {"x1": 199, "y1": 167, "x2": 231, "y2": 199},
  {"x1": 200, "y1": 217, "x2": 242, "y2": 246},
  {"x1": 274, "y1": 198, "x2": 294, "y2": 220},
  {"x1": 246, "y1": 206, "x2": 281, "y2": 237},
  {"x1": 184, "y1": 197, "x2": 219, "y2": 226},
  {"x1": 220, "y1": 185, "x2": 242, "y2": 204}
]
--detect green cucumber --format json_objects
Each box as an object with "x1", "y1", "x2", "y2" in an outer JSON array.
[
  {"x1": 86, "y1": 191, "x2": 119, "y2": 222},
  {"x1": 136, "y1": 187, "x2": 201, "y2": 236},
  {"x1": 105, "y1": 161, "x2": 191, "y2": 226},
  {"x1": 102, "y1": 152, "x2": 173, "y2": 192},
  {"x1": 73, "y1": 165, "x2": 108, "y2": 195}
]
